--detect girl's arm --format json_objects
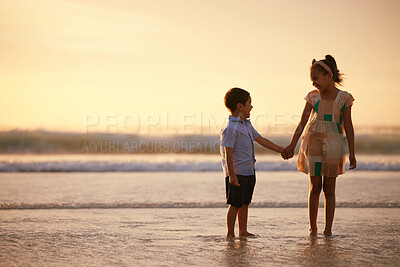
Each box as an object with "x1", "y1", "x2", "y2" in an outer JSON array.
[
  {"x1": 284, "y1": 102, "x2": 313, "y2": 157},
  {"x1": 225, "y1": 147, "x2": 240, "y2": 186},
  {"x1": 343, "y1": 106, "x2": 357, "y2": 169},
  {"x1": 254, "y1": 136, "x2": 283, "y2": 153}
]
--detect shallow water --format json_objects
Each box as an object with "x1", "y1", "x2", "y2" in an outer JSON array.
[
  {"x1": 1, "y1": 208, "x2": 399, "y2": 266},
  {"x1": 0, "y1": 171, "x2": 399, "y2": 266},
  {"x1": 0, "y1": 171, "x2": 399, "y2": 208}
]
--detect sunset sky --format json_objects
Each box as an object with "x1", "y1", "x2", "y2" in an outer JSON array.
[{"x1": 1, "y1": 0, "x2": 399, "y2": 135}]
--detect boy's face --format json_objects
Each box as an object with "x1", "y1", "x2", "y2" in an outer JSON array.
[{"x1": 239, "y1": 96, "x2": 253, "y2": 119}]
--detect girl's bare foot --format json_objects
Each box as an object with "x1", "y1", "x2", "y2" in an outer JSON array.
[
  {"x1": 323, "y1": 230, "x2": 332, "y2": 237},
  {"x1": 239, "y1": 231, "x2": 256, "y2": 237}
]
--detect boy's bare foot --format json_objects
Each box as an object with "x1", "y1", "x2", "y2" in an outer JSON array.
[
  {"x1": 239, "y1": 231, "x2": 256, "y2": 237},
  {"x1": 227, "y1": 232, "x2": 235, "y2": 238}
]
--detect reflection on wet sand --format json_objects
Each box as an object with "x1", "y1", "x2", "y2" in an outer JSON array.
[
  {"x1": 295, "y1": 236, "x2": 352, "y2": 266},
  {"x1": 224, "y1": 238, "x2": 250, "y2": 266}
]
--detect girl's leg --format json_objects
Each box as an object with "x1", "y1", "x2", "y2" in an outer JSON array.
[
  {"x1": 226, "y1": 205, "x2": 239, "y2": 237},
  {"x1": 309, "y1": 175, "x2": 322, "y2": 235},
  {"x1": 323, "y1": 176, "x2": 337, "y2": 236}
]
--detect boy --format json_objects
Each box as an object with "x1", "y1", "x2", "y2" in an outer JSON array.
[{"x1": 220, "y1": 87, "x2": 283, "y2": 237}]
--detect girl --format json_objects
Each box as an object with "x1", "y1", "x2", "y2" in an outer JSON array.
[{"x1": 282, "y1": 55, "x2": 356, "y2": 237}]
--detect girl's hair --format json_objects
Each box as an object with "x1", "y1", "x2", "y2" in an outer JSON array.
[{"x1": 311, "y1": 55, "x2": 344, "y2": 86}]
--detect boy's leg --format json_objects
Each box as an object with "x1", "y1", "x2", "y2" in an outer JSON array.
[
  {"x1": 226, "y1": 174, "x2": 255, "y2": 237},
  {"x1": 237, "y1": 174, "x2": 255, "y2": 236},
  {"x1": 238, "y1": 205, "x2": 255, "y2": 236},
  {"x1": 226, "y1": 205, "x2": 239, "y2": 237},
  {"x1": 309, "y1": 175, "x2": 322, "y2": 236},
  {"x1": 323, "y1": 176, "x2": 337, "y2": 236}
]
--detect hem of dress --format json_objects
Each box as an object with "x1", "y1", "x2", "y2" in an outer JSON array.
[{"x1": 297, "y1": 168, "x2": 344, "y2": 177}]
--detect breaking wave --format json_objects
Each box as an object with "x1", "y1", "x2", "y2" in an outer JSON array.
[{"x1": 0, "y1": 154, "x2": 399, "y2": 172}]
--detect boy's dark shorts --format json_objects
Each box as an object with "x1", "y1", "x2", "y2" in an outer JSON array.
[{"x1": 225, "y1": 174, "x2": 256, "y2": 208}]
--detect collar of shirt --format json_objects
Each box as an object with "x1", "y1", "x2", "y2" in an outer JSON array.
[{"x1": 228, "y1": 115, "x2": 251, "y2": 124}]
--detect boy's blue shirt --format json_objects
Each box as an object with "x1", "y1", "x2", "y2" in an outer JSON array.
[{"x1": 220, "y1": 115, "x2": 260, "y2": 177}]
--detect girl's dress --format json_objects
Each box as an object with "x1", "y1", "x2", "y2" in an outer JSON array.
[{"x1": 298, "y1": 89, "x2": 354, "y2": 177}]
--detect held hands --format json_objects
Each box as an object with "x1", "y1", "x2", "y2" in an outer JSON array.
[{"x1": 281, "y1": 145, "x2": 295, "y2": 160}]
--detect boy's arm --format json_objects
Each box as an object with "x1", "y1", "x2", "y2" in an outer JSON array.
[
  {"x1": 225, "y1": 146, "x2": 240, "y2": 187},
  {"x1": 343, "y1": 105, "x2": 356, "y2": 169},
  {"x1": 254, "y1": 135, "x2": 284, "y2": 153}
]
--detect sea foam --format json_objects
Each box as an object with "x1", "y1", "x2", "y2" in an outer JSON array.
[{"x1": 0, "y1": 154, "x2": 399, "y2": 172}]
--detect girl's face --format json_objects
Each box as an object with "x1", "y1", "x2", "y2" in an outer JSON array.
[{"x1": 310, "y1": 69, "x2": 333, "y2": 92}]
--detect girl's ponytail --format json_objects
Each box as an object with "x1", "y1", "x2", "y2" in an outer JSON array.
[{"x1": 325, "y1": 55, "x2": 343, "y2": 85}]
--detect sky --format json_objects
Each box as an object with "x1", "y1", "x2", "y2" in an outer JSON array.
[{"x1": 0, "y1": 0, "x2": 399, "y2": 135}]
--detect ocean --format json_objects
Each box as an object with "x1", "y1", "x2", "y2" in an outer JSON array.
[
  {"x1": 1, "y1": 130, "x2": 400, "y2": 266},
  {"x1": 1, "y1": 156, "x2": 400, "y2": 266}
]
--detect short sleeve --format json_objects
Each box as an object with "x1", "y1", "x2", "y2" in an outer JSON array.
[
  {"x1": 304, "y1": 90, "x2": 319, "y2": 106},
  {"x1": 339, "y1": 91, "x2": 355, "y2": 111},
  {"x1": 304, "y1": 92, "x2": 313, "y2": 105},
  {"x1": 250, "y1": 124, "x2": 260, "y2": 140},
  {"x1": 345, "y1": 93, "x2": 354, "y2": 108},
  {"x1": 220, "y1": 127, "x2": 237, "y2": 148}
]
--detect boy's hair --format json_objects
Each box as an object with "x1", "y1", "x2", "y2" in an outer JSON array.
[
  {"x1": 224, "y1": 87, "x2": 250, "y2": 113},
  {"x1": 310, "y1": 54, "x2": 344, "y2": 86}
]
